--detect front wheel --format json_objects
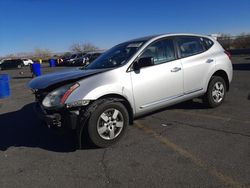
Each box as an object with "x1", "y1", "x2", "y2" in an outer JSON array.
[
  {"x1": 83, "y1": 100, "x2": 129, "y2": 148},
  {"x1": 203, "y1": 76, "x2": 226, "y2": 108}
]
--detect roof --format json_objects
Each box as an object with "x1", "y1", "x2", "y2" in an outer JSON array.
[{"x1": 126, "y1": 33, "x2": 213, "y2": 43}]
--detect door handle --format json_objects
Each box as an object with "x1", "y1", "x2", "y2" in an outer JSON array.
[
  {"x1": 171, "y1": 67, "x2": 182, "y2": 72},
  {"x1": 206, "y1": 59, "x2": 214, "y2": 63}
]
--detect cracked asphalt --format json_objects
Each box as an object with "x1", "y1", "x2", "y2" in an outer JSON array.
[{"x1": 0, "y1": 55, "x2": 250, "y2": 188}]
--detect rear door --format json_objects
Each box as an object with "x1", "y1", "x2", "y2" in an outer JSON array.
[{"x1": 175, "y1": 36, "x2": 215, "y2": 94}]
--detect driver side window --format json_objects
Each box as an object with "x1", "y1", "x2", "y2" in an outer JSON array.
[{"x1": 140, "y1": 38, "x2": 176, "y2": 65}]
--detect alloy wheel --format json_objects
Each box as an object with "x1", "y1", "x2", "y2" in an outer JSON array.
[
  {"x1": 212, "y1": 81, "x2": 225, "y2": 103},
  {"x1": 97, "y1": 108, "x2": 124, "y2": 140}
]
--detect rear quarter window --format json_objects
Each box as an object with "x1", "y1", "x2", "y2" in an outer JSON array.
[
  {"x1": 201, "y1": 37, "x2": 214, "y2": 50},
  {"x1": 177, "y1": 37, "x2": 205, "y2": 58}
]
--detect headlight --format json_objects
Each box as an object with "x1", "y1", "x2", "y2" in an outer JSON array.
[{"x1": 42, "y1": 83, "x2": 79, "y2": 108}]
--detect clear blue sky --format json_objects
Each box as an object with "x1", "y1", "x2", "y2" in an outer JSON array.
[{"x1": 0, "y1": 0, "x2": 250, "y2": 56}]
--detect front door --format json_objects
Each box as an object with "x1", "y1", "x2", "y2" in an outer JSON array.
[{"x1": 130, "y1": 38, "x2": 183, "y2": 114}]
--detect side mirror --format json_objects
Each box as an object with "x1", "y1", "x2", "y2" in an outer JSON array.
[{"x1": 133, "y1": 57, "x2": 154, "y2": 71}]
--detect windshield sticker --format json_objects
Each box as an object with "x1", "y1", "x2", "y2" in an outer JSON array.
[{"x1": 127, "y1": 42, "x2": 143, "y2": 48}]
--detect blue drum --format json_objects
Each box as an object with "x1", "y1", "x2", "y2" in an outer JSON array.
[
  {"x1": 0, "y1": 74, "x2": 10, "y2": 98},
  {"x1": 32, "y1": 63, "x2": 41, "y2": 76}
]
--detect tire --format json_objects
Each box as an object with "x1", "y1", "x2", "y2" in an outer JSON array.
[
  {"x1": 203, "y1": 76, "x2": 226, "y2": 108},
  {"x1": 82, "y1": 99, "x2": 129, "y2": 148}
]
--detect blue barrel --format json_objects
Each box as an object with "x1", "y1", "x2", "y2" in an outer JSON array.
[
  {"x1": 0, "y1": 74, "x2": 10, "y2": 98},
  {"x1": 49, "y1": 59, "x2": 56, "y2": 67},
  {"x1": 32, "y1": 62, "x2": 41, "y2": 76}
]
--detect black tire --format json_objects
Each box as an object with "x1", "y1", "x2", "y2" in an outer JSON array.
[
  {"x1": 81, "y1": 99, "x2": 129, "y2": 148},
  {"x1": 203, "y1": 76, "x2": 226, "y2": 108}
]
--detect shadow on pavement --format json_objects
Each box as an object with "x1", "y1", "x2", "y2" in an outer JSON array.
[
  {"x1": 137, "y1": 99, "x2": 207, "y2": 120},
  {"x1": 169, "y1": 99, "x2": 207, "y2": 110},
  {"x1": 0, "y1": 103, "x2": 78, "y2": 152},
  {"x1": 233, "y1": 63, "x2": 250, "y2": 70},
  {"x1": 12, "y1": 76, "x2": 33, "y2": 79}
]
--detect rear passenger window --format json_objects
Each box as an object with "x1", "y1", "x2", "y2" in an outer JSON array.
[
  {"x1": 177, "y1": 37, "x2": 205, "y2": 58},
  {"x1": 201, "y1": 37, "x2": 214, "y2": 50}
]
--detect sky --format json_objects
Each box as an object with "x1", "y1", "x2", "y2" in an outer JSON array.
[{"x1": 0, "y1": 0, "x2": 250, "y2": 56}]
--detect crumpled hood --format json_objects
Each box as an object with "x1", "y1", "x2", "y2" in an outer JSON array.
[{"x1": 27, "y1": 68, "x2": 109, "y2": 89}]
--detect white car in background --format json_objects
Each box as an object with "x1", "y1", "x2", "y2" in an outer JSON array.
[{"x1": 22, "y1": 58, "x2": 34, "y2": 66}]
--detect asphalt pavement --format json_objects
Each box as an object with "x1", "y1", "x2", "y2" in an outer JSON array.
[{"x1": 0, "y1": 56, "x2": 249, "y2": 188}]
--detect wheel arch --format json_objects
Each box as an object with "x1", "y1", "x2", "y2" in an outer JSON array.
[
  {"x1": 98, "y1": 94, "x2": 134, "y2": 125},
  {"x1": 211, "y1": 70, "x2": 230, "y2": 91}
]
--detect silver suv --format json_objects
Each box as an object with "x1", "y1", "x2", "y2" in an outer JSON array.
[{"x1": 28, "y1": 33, "x2": 233, "y2": 148}]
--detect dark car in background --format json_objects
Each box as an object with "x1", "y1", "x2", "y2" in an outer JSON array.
[
  {"x1": 0, "y1": 59, "x2": 24, "y2": 70},
  {"x1": 56, "y1": 52, "x2": 103, "y2": 66},
  {"x1": 64, "y1": 53, "x2": 86, "y2": 66},
  {"x1": 73, "y1": 52, "x2": 103, "y2": 66},
  {"x1": 56, "y1": 54, "x2": 72, "y2": 66}
]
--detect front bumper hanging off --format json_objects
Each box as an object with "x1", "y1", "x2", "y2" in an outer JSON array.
[{"x1": 33, "y1": 103, "x2": 79, "y2": 129}]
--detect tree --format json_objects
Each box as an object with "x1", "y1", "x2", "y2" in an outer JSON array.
[
  {"x1": 70, "y1": 42, "x2": 99, "y2": 53},
  {"x1": 217, "y1": 34, "x2": 232, "y2": 50},
  {"x1": 233, "y1": 33, "x2": 250, "y2": 49},
  {"x1": 63, "y1": 52, "x2": 72, "y2": 57},
  {"x1": 33, "y1": 48, "x2": 52, "y2": 60},
  {"x1": 82, "y1": 42, "x2": 99, "y2": 52},
  {"x1": 70, "y1": 43, "x2": 82, "y2": 53}
]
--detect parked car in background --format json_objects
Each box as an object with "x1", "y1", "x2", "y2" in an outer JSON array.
[
  {"x1": 0, "y1": 59, "x2": 24, "y2": 70},
  {"x1": 65, "y1": 53, "x2": 86, "y2": 66},
  {"x1": 56, "y1": 54, "x2": 72, "y2": 66},
  {"x1": 0, "y1": 59, "x2": 5, "y2": 64},
  {"x1": 28, "y1": 33, "x2": 233, "y2": 148},
  {"x1": 73, "y1": 51, "x2": 103, "y2": 66},
  {"x1": 0, "y1": 58, "x2": 11, "y2": 65},
  {"x1": 22, "y1": 58, "x2": 34, "y2": 66}
]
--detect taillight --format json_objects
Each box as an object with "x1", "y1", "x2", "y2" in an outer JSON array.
[
  {"x1": 224, "y1": 51, "x2": 232, "y2": 60},
  {"x1": 60, "y1": 83, "x2": 79, "y2": 104}
]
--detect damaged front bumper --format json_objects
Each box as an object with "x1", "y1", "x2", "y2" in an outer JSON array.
[{"x1": 34, "y1": 103, "x2": 79, "y2": 130}]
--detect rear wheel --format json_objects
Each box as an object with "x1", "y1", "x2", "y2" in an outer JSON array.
[
  {"x1": 203, "y1": 76, "x2": 226, "y2": 108},
  {"x1": 80, "y1": 99, "x2": 129, "y2": 148}
]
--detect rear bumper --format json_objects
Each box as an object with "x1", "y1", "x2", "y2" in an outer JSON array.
[{"x1": 34, "y1": 103, "x2": 78, "y2": 129}]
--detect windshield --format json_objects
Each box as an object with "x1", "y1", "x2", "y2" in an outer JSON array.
[
  {"x1": 70, "y1": 54, "x2": 77, "y2": 59},
  {"x1": 86, "y1": 41, "x2": 145, "y2": 69}
]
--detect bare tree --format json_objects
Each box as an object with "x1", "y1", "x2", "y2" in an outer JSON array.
[
  {"x1": 233, "y1": 33, "x2": 250, "y2": 49},
  {"x1": 217, "y1": 33, "x2": 232, "y2": 50},
  {"x1": 70, "y1": 43, "x2": 82, "y2": 53},
  {"x1": 70, "y1": 42, "x2": 99, "y2": 53},
  {"x1": 62, "y1": 52, "x2": 72, "y2": 57},
  {"x1": 33, "y1": 48, "x2": 52, "y2": 60},
  {"x1": 82, "y1": 42, "x2": 99, "y2": 52}
]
